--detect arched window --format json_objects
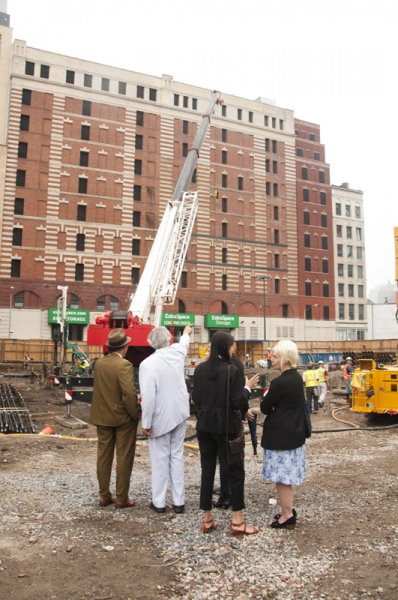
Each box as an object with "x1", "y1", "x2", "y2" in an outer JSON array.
[
  {"x1": 70, "y1": 294, "x2": 80, "y2": 308},
  {"x1": 14, "y1": 292, "x2": 24, "y2": 308},
  {"x1": 96, "y1": 296, "x2": 106, "y2": 311},
  {"x1": 110, "y1": 296, "x2": 119, "y2": 311}
]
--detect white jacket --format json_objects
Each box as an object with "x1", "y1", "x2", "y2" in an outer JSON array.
[{"x1": 139, "y1": 334, "x2": 190, "y2": 437}]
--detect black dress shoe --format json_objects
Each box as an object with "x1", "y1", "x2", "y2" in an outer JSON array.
[
  {"x1": 149, "y1": 501, "x2": 166, "y2": 513},
  {"x1": 212, "y1": 495, "x2": 231, "y2": 509},
  {"x1": 172, "y1": 504, "x2": 185, "y2": 514},
  {"x1": 273, "y1": 508, "x2": 297, "y2": 520},
  {"x1": 270, "y1": 514, "x2": 296, "y2": 529}
]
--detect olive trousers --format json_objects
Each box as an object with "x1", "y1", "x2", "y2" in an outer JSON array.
[{"x1": 96, "y1": 419, "x2": 138, "y2": 502}]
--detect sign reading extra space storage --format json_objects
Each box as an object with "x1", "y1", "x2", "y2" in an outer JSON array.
[
  {"x1": 48, "y1": 308, "x2": 90, "y2": 325},
  {"x1": 204, "y1": 314, "x2": 239, "y2": 329},
  {"x1": 161, "y1": 312, "x2": 195, "y2": 327}
]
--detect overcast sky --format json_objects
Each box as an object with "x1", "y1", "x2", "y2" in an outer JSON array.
[{"x1": 8, "y1": 0, "x2": 398, "y2": 293}]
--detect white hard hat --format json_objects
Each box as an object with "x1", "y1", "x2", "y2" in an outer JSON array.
[
  {"x1": 318, "y1": 360, "x2": 324, "y2": 364},
  {"x1": 346, "y1": 357, "x2": 352, "y2": 361}
]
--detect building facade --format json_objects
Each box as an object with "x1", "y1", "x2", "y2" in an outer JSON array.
[
  {"x1": 0, "y1": 11, "x2": 339, "y2": 343},
  {"x1": 295, "y1": 119, "x2": 335, "y2": 341},
  {"x1": 332, "y1": 183, "x2": 368, "y2": 340}
]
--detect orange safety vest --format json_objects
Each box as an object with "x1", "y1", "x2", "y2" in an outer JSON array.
[
  {"x1": 267, "y1": 352, "x2": 272, "y2": 360},
  {"x1": 343, "y1": 364, "x2": 352, "y2": 381},
  {"x1": 316, "y1": 368, "x2": 326, "y2": 383},
  {"x1": 304, "y1": 370, "x2": 317, "y2": 387}
]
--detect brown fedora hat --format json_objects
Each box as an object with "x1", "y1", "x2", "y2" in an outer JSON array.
[{"x1": 107, "y1": 328, "x2": 131, "y2": 349}]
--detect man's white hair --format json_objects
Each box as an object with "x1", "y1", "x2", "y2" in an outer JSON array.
[
  {"x1": 147, "y1": 326, "x2": 171, "y2": 350},
  {"x1": 272, "y1": 340, "x2": 298, "y2": 370}
]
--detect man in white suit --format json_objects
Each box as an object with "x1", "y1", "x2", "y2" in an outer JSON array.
[{"x1": 139, "y1": 325, "x2": 192, "y2": 513}]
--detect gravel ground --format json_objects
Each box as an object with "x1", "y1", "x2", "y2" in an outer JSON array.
[{"x1": 1, "y1": 384, "x2": 398, "y2": 599}]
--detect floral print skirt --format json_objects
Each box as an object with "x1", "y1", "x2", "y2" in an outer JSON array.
[{"x1": 261, "y1": 444, "x2": 307, "y2": 485}]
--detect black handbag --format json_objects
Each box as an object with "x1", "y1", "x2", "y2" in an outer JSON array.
[
  {"x1": 303, "y1": 395, "x2": 312, "y2": 438},
  {"x1": 226, "y1": 365, "x2": 245, "y2": 465}
]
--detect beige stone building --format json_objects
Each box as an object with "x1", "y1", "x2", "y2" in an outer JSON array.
[{"x1": 332, "y1": 183, "x2": 368, "y2": 340}]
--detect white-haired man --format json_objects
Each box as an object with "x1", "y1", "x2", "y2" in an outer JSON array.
[{"x1": 139, "y1": 325, "x2": 192, "y2": 513}]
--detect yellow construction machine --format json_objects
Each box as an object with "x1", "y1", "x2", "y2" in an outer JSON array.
[{"x1": 351, "y1": 227, "x2": 398, "y2": 414}]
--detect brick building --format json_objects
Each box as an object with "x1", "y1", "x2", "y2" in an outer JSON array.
[
  {"x1": 0, "y1": 9, "x2": 338, "y2": 343},
  {"x1": 295, "y1": 119, "x2": 335, "y2": 340}
]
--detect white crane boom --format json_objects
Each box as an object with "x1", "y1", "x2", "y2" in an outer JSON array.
[{"x1": 129, "y1": 91, "x2": 222, "y2": 324}]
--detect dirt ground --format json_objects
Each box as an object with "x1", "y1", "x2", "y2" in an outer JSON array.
[{"x1": 1, "y1": 374, "x2": 398, "y2": 599}]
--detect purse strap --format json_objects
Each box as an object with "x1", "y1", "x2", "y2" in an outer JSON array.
[{"x1": 226, "y1": 364, "x2": 230, "y2": 442}]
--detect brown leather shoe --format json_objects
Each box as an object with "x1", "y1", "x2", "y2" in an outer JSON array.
[
  {"x1": 115, "y1": 499, "x2": 136, "y2": 509},
  {"x1": 99, "y1": 495, "x2": 116, "y2": 507}
]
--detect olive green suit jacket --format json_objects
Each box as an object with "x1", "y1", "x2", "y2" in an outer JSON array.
[{"x1": 90, "y1": 353, "x2": 140, "y2": 427}]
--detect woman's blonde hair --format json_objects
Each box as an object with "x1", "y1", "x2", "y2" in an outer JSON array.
[{"x1": 273, "y1": 340, "x2": 298, "y2": 370}]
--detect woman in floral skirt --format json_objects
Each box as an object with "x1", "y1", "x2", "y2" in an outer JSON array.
[{"x1": 260, "y1": 340, "x2": 306, "y2": 529}]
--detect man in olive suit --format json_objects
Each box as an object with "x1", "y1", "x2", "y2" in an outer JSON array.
[{"x1": 90, "y1": 328, "x2": 140, "y2": 508}]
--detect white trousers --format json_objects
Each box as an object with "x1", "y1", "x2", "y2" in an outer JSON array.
[
  {"x1": 148, "y1": 420, "x2": 186, "y2": 508},
  {"x1": 317, "y1": 382, "x2": 327, "y2": 405}
]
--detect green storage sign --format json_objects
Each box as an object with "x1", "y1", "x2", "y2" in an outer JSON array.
[
  {"x1": 204, "y1": 314, "x2": 239, "y2": 329},
  {"x1": 48, "y1": 308, "x2": 90, "y2": 325},
  {"x1": 161, "y1": 312, "x2": 195, "y2": 327}
]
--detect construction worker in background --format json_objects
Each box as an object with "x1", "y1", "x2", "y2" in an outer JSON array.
[
  {"x1": 303, "y1": 362, "x2": 319, "y2": 414},
  {"x1": 245, "y1": 354, "x2": 251, "y2": 368},
  {"x1": 343, "y1": 357, "x2": 354, "y2": 406},
  {"x1": 266, "y1": 348, "x2": 272, "y2": 369},
  {"x1": 316, "y1": 360, "x2": 329, "y2": 408}
]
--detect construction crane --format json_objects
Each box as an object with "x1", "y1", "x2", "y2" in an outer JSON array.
[{"x1": 87, "y1": 91, "x2": 223, "y2": 365}]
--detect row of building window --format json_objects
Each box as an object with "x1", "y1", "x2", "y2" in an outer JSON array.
[
  {"x1": 25, "y1": 61, "x2": 158, "y2": 100},
  {"x1": 304, "y1": 305, "x2": 330, "y2": 320},
  {"x1": 303, "y1": 211, "x2": 328, "y2": 227},
  {"x1": 304, "y1": 234, "x2": 329, "y2": 250},
  {"x1": 173, "y1": 94, "x2": 198, "y2": 110},
  {"x1": 221, "y1": 174, "x2": 245, "y2": 191},
  {"x1": 266, "y1": 182, "x2": 279, "y2": 197},
  {"x1": 303, "y1": 189, "x2": 327, "y2": 204},
  {"x1": 265, "y1": 138, "x2": 278, "y2": 153},
  {"x1": 337, "y1": 329, "x2": 366, "y2": 341},
  {"x1": 337, "y1": 264, "x2": 364, "y2": 278},
  {"x1": 338, "y1": 303, "x2": 365, "y2": 320},
  {"x1": 338, "y1": 283, "x2": 364, "y2": 298},
  {"x1": 301, "y1": 167, "x2": 325, "y2": 183},
  {"x1": 335, "y1": 203, "x2": 361, "y2": 219},
  {"x1": 305, "y1": 282, "x2": 330, "y2": 297},
  {"x1": 296, "y1": 131, "x2": 317, "y2": 142},
  {"x1": 297, "y1": 148, "x2": 320, "y2": 161},
  {"x1": 305, "y1": 258, "x2": 329, "y2": 273},
  {"x1": 336, "y1": 225, "x2": 362, "y2": 240},
  {"x1": 337, "y1": 244, "x2": 363, "y2": 259}
]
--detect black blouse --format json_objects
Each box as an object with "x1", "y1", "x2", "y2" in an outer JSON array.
[
  {"x1": 193, "y1": 360, "x2": 250, "y2": 435},
  {"x1": 260, "y1": 368, "x2": 306, "y2": 451}
]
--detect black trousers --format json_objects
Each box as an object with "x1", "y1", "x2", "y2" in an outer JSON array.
[
  {"x1": 197, "y1": 431, "x2": 245, "y2": 511},
  {"x1": 306, "y1": 386, "x2": 319, "y2": 412}
]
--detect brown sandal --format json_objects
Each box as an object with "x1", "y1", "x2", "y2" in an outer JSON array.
[
  {"x1": 230, "y1": 521, "x2": 259, "y2": 535},
  {"x1": 202, "y1": 519, "x2": 218, "y2": 534}
]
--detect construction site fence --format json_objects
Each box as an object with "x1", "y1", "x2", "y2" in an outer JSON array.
[{"x1": 0, "y1": 338, "x2": 396, "y2": 366}]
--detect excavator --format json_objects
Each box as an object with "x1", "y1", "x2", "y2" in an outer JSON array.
[{"x1": 350, "y1": 227, "x2": 398, "y2": 414}]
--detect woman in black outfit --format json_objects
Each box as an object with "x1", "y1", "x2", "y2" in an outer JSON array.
[
  {"x1": 260, "y1": 340, "x2": 307, "y2": 529},
  {"x1": 193, "y1": 332, "x2": 259, "y2": 535}
]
